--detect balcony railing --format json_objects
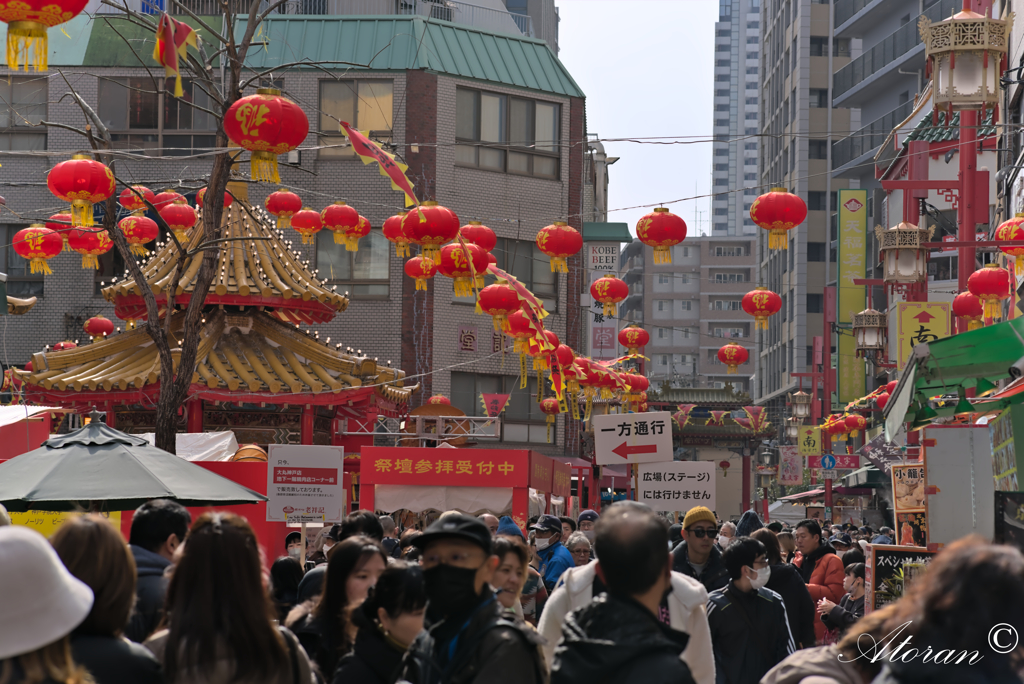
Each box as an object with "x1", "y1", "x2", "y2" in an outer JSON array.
[
  {"x1": 833, "y1": 0, "x2": 957, "y2": 99},
  {"x1": 833, "y1": 0, "x2": 873, "y2": 28},
  {"x1": 97, "y1": 0, "x2": 536, "y2": 36},
  {"x1": 832, "y1": 99, "x2": 915, "y2": 169}
]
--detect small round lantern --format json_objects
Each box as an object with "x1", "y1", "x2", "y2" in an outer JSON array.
[
  {"x1": 636, "y1": 207, "x2": 687, "y2": 264},
  {"x1": 342, "y1": 215, "x2": 371, "y2": 252},
  {"x1": 536, "y1": 221, "x2": 582, "y2": 273},
  {"x1": 290, "y1": 207, "x2": 323, "y2": 245},
  {"x1": 876, "y1": 392, "x2": 890, "y2": 411},
  {"x1": 320, "y1": 201, "x2": 361, "y2": 247},
  {"x1": 159, "y1": 200, "x2": 198, "y2": 244},
  {"x1": 618, "y1": 324, "x2": 650, "y2": 355},
  {"x1": 46, "y1": 155, "x2": 115, "y2": 227},
  {"x1": 383, "y1": 212, "x2": 411, "y2": 257},
  {"x1": 118, "y1": 214, "x2": 159, "y2": 257},
  {"x1": 624, "y1": 373, "x2": 649, "y2": 403},
  {"x1": 742, "y1": 287, "x2": 782, "y2": 329},
  {"x1": 1, "y1": 0, "x2": 88, "y2": 71},
  {"x1": 152, "y1": 190, "x2": 185, "y2": 211},
  {"x1": 540, "y1": 397, "x2": 560, "y2": 443},
  {"x1": 477, "y1": 283, "x2": 521, "y2": 331},
  {"x1": 118, "y1": 185, "x2": 154, "y2": 214},
  {"x1": 825, "y1": 416, "x2": 849, "y2": 443},
  {"x1": 52, "y1": 341, "x2": 77, "y2": 351},
  {"x1": 223, "y1": 88, "x2": 309, "y2": 183},
  {"x1": 404, "y1": 256, "x2": 437, "y2": 291},
  {"x1": 717, "y1": 343, "x2": 749, "y2": 374},
  {"x1": 750, "y1": 188, "x2": 807, "y2": 250},
  {"x1": 13, "y1": 224, "x2": 62, "y2": 274},
  {"x1": 995, "y1": 214, "x2": 1024, "y2": 276},
  {"x1": 554, "y1": 344, "x2": 575, "y2": 374},
  {"x1": 196, "y1": 187, "x2": 233, "y2": 211},
  {"x1": 526, "y1": 329, "x2": 560, "y2": 371},
  {"x1": 436, "y1": 242, "x2": 488, "y2": 297},
  {"x1": 953, "y1": 291, "x2": 985, "y2": 331},
  {"x1": 885, "y1": 380, "x2": 898, "y2": 395},
  {"x1": 84, "y1": 315, "x2": 114, "y2": 340},
  {"x1": 427, "y1": 395, "x2": 451, "y2": 406},
  {"x1": 852, "y1": 308, "x2": 887, "y2": 359},
  {"x1": 402, "y1": 202, "x2": 460, "y2": 260},
  {"x1": 45, "y1": 212, "x2": 74, "y2": 251},
  {"x1": 789, "y1": 390, "x2": 812, "y2": 419},
  {"x1": 459, "y1": 221, "x2": 497, "y2": 253},
  {"x1": 719, "y1": 459, "x2": 731, "y2": 477},
  {"x1": 265, "y1": 189, "x2": 303, "y2": 230},
  {"x1": 67, "y1": 227, "x2": 113, "y2": 270},
  {"x1": 967, "y1": 262, "x2": 1011, "y2": 320},
  {"x1": 845, "y1": 413, "x2": 867, "y2": 439},
  {"x1": 590, "y1": 275, "x2": 629, "y2": 317},
  {"x1": 505, "y1": 310, "x2": 536, "y2": 354}
]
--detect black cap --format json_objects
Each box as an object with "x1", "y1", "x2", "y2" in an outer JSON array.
[
  {"x1": 412, "y1": 514, "x2": 492, "y2": 555},
  {"x1": 530, "y1": 514, "x2": 562, "y2": 535},
  {"x1": 285, "y1": 531, "x2": 302, "y2": 549}
]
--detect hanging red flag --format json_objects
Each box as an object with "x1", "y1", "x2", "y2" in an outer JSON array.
[
  {"x1": 339, "y1": 121, "x2": 419, "y2": 207},
  {"x1": 480, "y1": 393, "x2": 511, "y2": 417},
  {"x1": 153, "y1": 13, "x2": 197, "y2": 98}
]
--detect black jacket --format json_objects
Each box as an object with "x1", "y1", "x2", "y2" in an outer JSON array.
[
  {"x1": 672, "y1": 541, "x2": 730, "y2": 593},
  {"x1": 707, "y1": 582, "x2": 795, "y2": 684},
  {"x1": 381, "y1": 537, "x2": 402, "y2": 559},
  {"x1": 552, "y1": 593, "x2": 696, "y2": 684},
  {"x1": 288, "y1": 606, "x2": 345, "y2": 679},
  {"x1": 396, "y1": 596, "x2": 544, "y2": 684},
  {"x1": 124, "y1": 545, "x2": 171, "y2": 643},
  {"x1": 332, "y1": 628, "x2": 405, "y2": 684},
  {"x1": 765, "y1": 564, "x2": 816, "y2": 649},
  {"x1": 71, "y1": 633, "x2": 164, "y2": 684},
  {"x1": 820, "y1": 593, "x2": 864, "y2": 634}
]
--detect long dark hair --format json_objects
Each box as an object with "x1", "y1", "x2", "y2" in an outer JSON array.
[
  {"x1": 353, "y1": 561, "x2": 427, "y2": 630},
  {"x1": 162, "y1": 512, "x2": 288, "y2": 683},
  {"x1": 270, "y1": 556, "x2": 304, "y2": 603},
  {"x1": 750, "y1": 528, "x2": 782, "y2": 566},
  {"x1": 315, "y1": 535, "x2": 387, "y2": 654}
]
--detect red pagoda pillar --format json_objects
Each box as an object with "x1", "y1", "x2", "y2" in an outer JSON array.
[
  {"x1": 300, "y1": 405, "x2": 315, "y2": 445},
  {"x1": 186, "y1": 399, "x2": 203, "y2": 434}
]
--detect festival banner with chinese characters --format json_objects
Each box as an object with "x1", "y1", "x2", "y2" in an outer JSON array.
[
  {"x1": 637, "y1": 461, "x2": 715, "y2": 513},
  {"x1": 11, "y1": 510, "x2": 121, "y2": 538},
  {"x1": 777, "y1": 446, "x2": 804, "y2": 486},
  {"x1": 837, "y1": 189, "x2": 867, "y2": 403},
  {"x1": 530, "y1": 452, "x2": 553, "y2": 491},
  {"x1": 798, "y1": 426, "x2": 821, "y2": 457},
  {"x1": 551, "y1": 460, "x2": 572, "y2": 499},
  {"x1": 990, "y1": 407, "x2": 1019, "y2": 491},
  {"x1": 480, "y1": 393, "x2": 511, "y2": 417},
  {"x1": 361, "y1": 447, "x2": 532, "y2": 488},
  {"x1": 891, "y1": 462, "x2": 928, "y2": 547},
  {"x1": 893, "y1": 302, "x2": 950, "y2": 367}
]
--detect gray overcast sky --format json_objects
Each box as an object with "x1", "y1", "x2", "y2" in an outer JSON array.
[{"x1": 557, "y1": 0, "x2": 719, "y2": 236}]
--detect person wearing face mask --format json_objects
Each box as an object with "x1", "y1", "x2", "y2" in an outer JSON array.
[
  {"x1": 551, "y1": 505, "x2": 698, "y2": 684},
  {"x1": 530, "y1": 514, "x2": 575, "y2": 593},
  {"x1": 396, "y1": 513, "x2": 545, "y2": 684},
  {"x1": 707, "y1": 537, "x2": 794, "y2": 684},
  {"x1": 715, "y1": 521, "x2": 736, "y2": 552},
  {"x1": 817, "y1": 562, "x2": 865, "y2": 640},
  {"x1": 286, "y1": 531, "x2": 305, "y2": 562},
  {"x1": 577, "y1": 510, "x2": 598, "y2": 559}
]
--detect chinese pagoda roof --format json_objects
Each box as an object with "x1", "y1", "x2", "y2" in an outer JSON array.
[
  {"x1": 102, "y1": 198, "x2": 349, "y2": 324},
  {"x1": 6, "y1": 296, "x2": 36, "y2": 315},
  {"x1": 22, "y1": 309, "x2": 416, "y2": 413}
]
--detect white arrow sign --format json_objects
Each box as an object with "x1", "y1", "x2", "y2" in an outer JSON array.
[{"x1": 593, "y1": 411, "x2": 674, "y2": 465}]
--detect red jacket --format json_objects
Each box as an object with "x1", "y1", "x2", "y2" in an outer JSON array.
[{"x1": 792, "y1": 545, "x2": 845, "y2": 644}]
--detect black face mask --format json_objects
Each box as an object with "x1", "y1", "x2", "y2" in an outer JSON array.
[{"x1": 424, "y1": 563, "x2": 484, "y2": 622}]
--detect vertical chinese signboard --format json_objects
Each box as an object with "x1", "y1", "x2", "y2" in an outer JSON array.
[
  {"x1": 777, "y1": 445, "x2": 804, "y2": 486},
  {"x1": 266, "y1": 445, "x2": 346, "y2": 523},
  {"x1": 893, "y1": 302, "x2": 950, "y2": 367},
  {"x1": 990, "y1": 407, "x2": 1019, "y2": 491},
  {"x1": 798, "y1": 426, "x2": 821, "y2": 457},
  {"x1": 837, "y1": 189, "x2": 867, "y2": 403},
  {"x1": 891, "y1": 463, "x2": 928, "y2": 547},
  {"x1": 587, "y1": 243, "x2": 620, "y2": 361}
]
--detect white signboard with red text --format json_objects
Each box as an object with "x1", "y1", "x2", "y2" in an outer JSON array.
[
  {"x1": 593, "y1": 411, "x2": 674, "y2": 465},
  {"x1": 267, "y1": 445, "x2": 346, "y2": 523}
]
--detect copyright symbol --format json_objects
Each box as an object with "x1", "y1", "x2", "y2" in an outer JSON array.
[{"x1": 989, "y1": 624, "x2": 1018, "y2": 654}]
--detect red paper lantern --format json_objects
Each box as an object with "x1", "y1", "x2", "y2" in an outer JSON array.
[
  {"x1": 118, "y1": 185, "x2": 154, "y2": 214},
  {"x1": 636, "y1": 208, "x2": 687, "y2": 264},
  {"x1": 485, "y1": 252, "x2": 497, "y2": 268},
  {"x1": 402, "y1": 202, "x2": 460, "y2": 260},
  {"x1": 824, "y1": 416, "x2": 849, "y2": 442},
  {"x1": 967, "y1": 263, "x2": 1011, "y2": 320},
  {"x1": 477, "y1": 283, "x2": 521, "y2": 331},
  {"x1": 67, "y1": 227, "x2": 113, "y2": 270},
  {"x1": 885, "y1": 380, "x2": 898, "y2": 395},
  {"x1": 1, "y1": 0, "x2": 88, "y2": 71},
  {"x1": 540, "y1": 397, "x2": 560, "y2": 417},
  {"x1": 717, "y1": 343, "x2": 749, "y2": 374},
  {"x1": 84, "y1": 315, "x2": 114, "y2": 340},
  {"x1": 554, "y1": 345, "x2": 575, "y2": 377},
  {"x1": 320, "y1": 201, "x2": 360, "y2": 247},
  {"x1": 52, "y1": 341, "x2": 77, "y2": 351},
  {"x1": 750, "y1": 187, "x2": 807, "y2": 250},
  {"x1": 265, "y1": 189, "x2": 302, "y2": 230},
  {"x1": 223, "y1": 88, "x2": 308, "y2": 183},
  {"x1": 47, "y1": 155, "x2": 115, "y2": 227},
  {"x1": 152, "y1": 190, "x2": 185, "y2": 211},
  {"x1": 995, "y1": 213, "x2": 1024, "y2": 276},
  {"x1": 536, "y1": 221, "x2": 582, "y2": 273},
  {"x1": 196, "y1": 187, "x2": 233, "y2": 211},
  {"x1": 719, "y1": 459, "x2": 731, "y2": 477},
  {"x1": 404, "y1": 256, "x2": 437, "y2": 291},
  {"x1": 618, "y1": 324, "x2": 650, "y2": 355},
  {"x1": 383, "y1": 212, "x2": 411, "y2": 258},
  {"x1": 12, "y1": 224, "x2": 62, "y2": 274},
  {"x1": 460, "y1": 221, "x2": 497, "y2": 253},
  {"x1": 876, "y1": 392, "x2": 890, "y2": 410},
  {"x1": 590, "y1": 275, "x2": 629, "y2": 317},
  {"x1": 427, "y1": 395, "x2": 451, "y2": 406},
  {"x1": 742, "y1": 287, "x2": 783, "y2": 329},
  {"x1": 845, "y1": 413, "x2": 867, "y2": 438},
  {"x1": 118, "y1": 214, "x2": 159, "y2": 257},
  {"x1": 45, "y1": 212, "x2": 74, "y2": 251},
  {"x1": 159, "y1": 200, "x2": 198, "y2": 244},
  {"x1": 505, "y1": 310, "x2": 536, "y2": 353},
  {"x1": 290, "y1": 207, "x2": 323, "y2": 245},
  {"x1": 436, "y1": 242, "x2": 487, "y2": 297},
  {"x1": 526, "y1": 330, "x2": 560, "y2": 371},
  {"x1": 952, "y1": 291, "x2": 985, "y2": 331}
]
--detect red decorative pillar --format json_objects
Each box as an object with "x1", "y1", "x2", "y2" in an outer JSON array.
[
  {"x1": 360, "y1": 478, "x2": 375, "y2": 513},
  {"x1": 958, "y1": 109, "x2": 978, "y2": 300},
  {"x1": 186, "y1": 399, "x2": 203, "y2": 434},
  {"x1": 104, "y1": 406, "x2": 116, "y2": 429},
  {"x1": 300, "y1": 405, "x2": 315, "y2": 445},
  {"x1": 742, "y1": 453, "x2": 751, "y2": 513}
]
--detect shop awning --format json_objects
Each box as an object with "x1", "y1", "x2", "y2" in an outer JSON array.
[{"x1": 780, "y1": 488, "x2": 824, "y2": 501}]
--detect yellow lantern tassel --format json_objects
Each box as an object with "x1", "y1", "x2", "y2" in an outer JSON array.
[
  {"x1": 396, "y1": 242, "x2": 410, "y2": 258},
  {"x1": 7, "y1": 22, "x2": 47, "y2": 72},
  {"x1": 29, "y1": 257, "x2": 52, "y2": 275},
  {"x1": 985, "y1": 298, "x2": 1001, "y2": 319},
  {"x1": 422, "y1": 245, "x2": 440, "y2": 260},
  {"x1": 277, "y1": 216, "x2": 292, "y2": 230},
  {"x1": 344, "y1": 235, "x2": 359, "y2": 252},
  {"x1": 654, "y1": 246, "x2": 672, "y2": 264},
  {"x1": 769, "y1": 229, "x2": 789, "y2": 250},
  {"x1": 1016, "y1": 257, "x2": 1024, "y2": 277},
  {"x1": 514, "y1": 338, "x2": 527, "y2": 354},
  {"x1": 546, "y1": 420, "x2": 552, "y2": 443},
  {"x1": 173, "y1": 229, "x2": 188, "y2": 244},
  {"x1": 62, "y1": 237, "x2": 70, "y2": 253},
  {"x1": 475, "y1": 275, "x2": 485, "y2": 288},
  {"x1": 756, "y1": 316, "x2": 768, "y2": 330},
  {"x1": 727, "y1": 364, "x2": 737, "y2": 374},
  {"x1": 250, "y1": 152, "x2": 280, "y2": 183},
  {"x1": 331, "y1": 231, "x2": 345, "y2": 245},
  {"x1": 550, "y1": 257, "x2": 567, "y2": 273},
  {"x1": 80, "y1": 254, "x2": 99, "y2": 270},
  {"x1": 584, "y1": 394, "x2": 593, "y2": 422},
  {"x1": 128, "y1": 244, "x2": 149, "y2": 257},
  {"x1": 968, "y1": 318, "x2": 983, "y2": 331},
  {"x1": 414, "y1": 277, "x2": 427, "y2": 291},
  {"x1": 603, "y1": 302, "x2": 617, "y2": 317},
  {"x1": 71, "y1": 200, "x2": 93, "y2": 227},
  {"x1": 567, "y1": 378, "x2": 579, "y2": 394}
]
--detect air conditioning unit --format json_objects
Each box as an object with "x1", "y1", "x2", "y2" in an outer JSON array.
[{"x1": 286, "y1": 150, "x2": 300, "y2": 165}]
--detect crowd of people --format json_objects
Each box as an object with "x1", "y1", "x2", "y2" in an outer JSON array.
[{"x1": 1, "y1": 500, "x2": 1023, "y2": 684}]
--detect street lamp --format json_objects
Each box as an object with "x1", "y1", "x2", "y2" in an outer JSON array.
[
  {"x1": 852, "y1": 308, "x2": 887, "y2": 359},
  {"x1": 876, "y1": 221, "x2": 933, "y2": 293},
  {"x1": 786, "y1": 416, "x2": 801, "y2": 443},
  {"x1": 789, "y1": 390, "x2": 812, "y2": 420}
]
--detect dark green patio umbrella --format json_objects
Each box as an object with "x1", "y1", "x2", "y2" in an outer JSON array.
[{"x1": 0, "y1": 420, "x2": 267, "y2": 512}]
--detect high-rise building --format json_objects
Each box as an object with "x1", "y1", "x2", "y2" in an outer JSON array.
[{"x1": 712, "y1": 0, "x2": 762, "y2": 237}]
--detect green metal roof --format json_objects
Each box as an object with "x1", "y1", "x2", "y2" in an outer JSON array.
[
  {"x1": 239, "y1": 16, "x2": 584, "y2": 98},
  {"x1": 582, "y1": 222, "x2": 631, "y2": 242},
  {"x1": 0, "y1": 15, "x2": 94, "y2": 68},
  {"x1": 903, "y1": 109, "x2": 997, "y2": 144},
  {"x1": 83, "y1": 16, "x2": 223, "y2": 67}
]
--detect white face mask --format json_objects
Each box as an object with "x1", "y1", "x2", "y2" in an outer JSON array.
[
  {"x1": 323, "y1": 542, "x2": 334, "y2": 554},
  {"x1": 535, "y1": 537, "x2": 552, "y2": 551},
  {"x1": 718, "y1": 535, "x2": 733, "y2": 549},
  {"x1": 748, "y1": 565, "x2": 771, "y2": 591},
  {"x1": 287, "y1": 546, "x2": 301, "y2": 560}
]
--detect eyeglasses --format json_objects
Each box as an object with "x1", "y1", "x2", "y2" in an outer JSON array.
[
  {"x1": 570, "y1": 548, "x2": 590, "y2": 555},
  {"x1": 687, "y1": 527, "x2": 716, "y2": 538}
]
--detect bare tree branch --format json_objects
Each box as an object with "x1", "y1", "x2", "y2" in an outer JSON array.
[{"x1": 239, "y1": 59, "x2": 369, "y2": 90}]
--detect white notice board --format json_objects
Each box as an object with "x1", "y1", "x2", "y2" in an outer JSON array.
[
  {"x1": 266, "y1": 445, "x2": 346, "y2": 523},
  {"x1": 638, "y1": 461, "x2": 716, "y2": 513}
]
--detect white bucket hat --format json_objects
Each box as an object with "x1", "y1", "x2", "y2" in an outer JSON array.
[{"x1": 0, "y1": 526, "x2": 94, "y2": 659}]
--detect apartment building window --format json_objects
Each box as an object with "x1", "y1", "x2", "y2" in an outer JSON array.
[
  {"x1": 451, "y1": 372, "x2": 548, "y2": 443},
  {"x1": 745, "y1": 113, "x2": 758, "y2": 121},
  {"x1": 715, "y1": 148, "x2": 729, "y2": 156},
  {"x1": 745, "y1": 67, "x2": 758, "y2": 74},
  {"x1": 715, "y1": 89, "x2": 730, "y2": 96},
  {"x1": 744, "y1": 142, "x2": 757, "y2": 150},
  {"x1": 317, "y1": 227, "x2": 390, "y2": 297},
  {"x1": 711, "y1": 299, "x2": 742, "y2": 310},
  {"x1": 715, "y1": 119, "x2": 729, "y2": 127},
  {"x1": 716, "y1": 75, "x2": 730, "y2": 82},
  {"x1": 0, "y1": 78, "x2": 46, "y2": 151},
  {"x1": 807, "y1": 191, "x2": 827, "y2": 211},
  {"x1": 746, "y1": 82, "x2": 757, "y2": 89},
  {"x1": 456, "y1": 87, "x2": 560, "y2": 179},
  {"x1": 746, "y1": 36, "x2": 758, "y2": 43},
  {"x1": 716, "y1": 60, "x2": 730, "y2": 67},
  {"x1": 717, "y1": 29, "x2": 732, "y2": 36},
  {"x1": 715, "y1": 245, "x2": 747, "y2": 257},
  {"x1": 715, "y1": 106, "x2": 730, "y2": 114},
  {"x1": 714, "y1": 209, "x2": 729, "y2": 217},
  {"x1": 658, "y1": 327, "x2": 667, "y2": 339},
  {"x1": 746, "y1": 52, "x2": 758, "y2": 60},
  {"x1": 716, "y1": 45, "x2": 729, "y2": 53},
  {"x1": 809, "y1": 89, "x2": 829, "y2": 108},
  {"x1": 658, "y1": 274, "x2": 670, "y2": 285},
  {"x1": 809, "y1": 139, "x2": 827, "y2": 159},
  {"x1": 656, "y1": 300, "x2": 668, "y2": 312},
  {"x1": 99, "y1": 77, "x2": 216, "y2": 156},
  {"x1": 745, "y1": 97, "x2": 758, "y2": 105},
  {"x1": 0, "y1": 225, "x2": 43, "y2": 296},
  {"x1": 747, "y1": 20, "x2": 759, "y2": 28},
  {"x1": 714, "y1": 273, "x2": 746, "y2": 282},
  {"x1": 680, "y1": 300, "x2": 692, "y2": 310},
  {"x1": 808, "y1": 242, "x2": 826, "y2": 261},
  {"x1": 319, "y1": 79, "x2": 393, "y2": 159},
  {"x1": 807, "y1": 293, "x2": 823, "y2": 313},
  {"x1": 489, "y1": 238, "x2": 556, "y2": 310},
  {"x1": 743, "y1": 173, "x2": 756, "y2": 181},
  {"x1": 660, "y1": 355, "x2": 669, "y2": 366},
  {"x1": 714, "y1": 327, "x2": 746, "y2": 338},
  {"x1": 714, "y1": 178, "x2": 729, "y2": 186}
]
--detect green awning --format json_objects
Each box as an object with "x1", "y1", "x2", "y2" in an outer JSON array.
[{"x1": 582, "y1": 222, "x2": 631, "y2": 242}]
